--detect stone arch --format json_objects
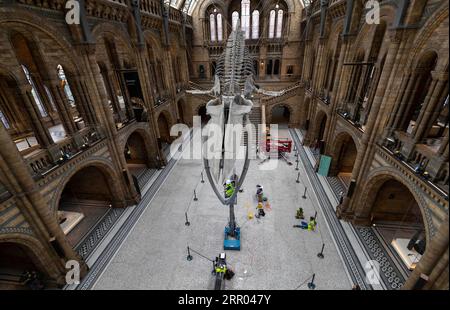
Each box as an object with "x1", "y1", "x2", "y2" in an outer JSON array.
[
  {"x1": 313, "y1": 109, "x2": 328, "y2": 142},
  {"x1": 329, "y1": 131, "x2": 359, "y2": 177},
  {"x1": 355, "y1": 168, "x2": 432, "y2": 244},
  {"x1": 143, "y1": 30, "x2": 164, "y2": 54},
  {"x1": 52, "y1": 160, "x2": 127, "y2": 246},
  {"x1": 91, "y1": 23, "x2": 135, "y2": 58},
  {"x1": 122, "y1": 128, "x2": 154, "y2": 169},
  {"x1": 0, "y1": 232, "x2": 61, "y2": 288},
  {"x1": 408, "y1": 4, "x2": 449, "y2": 68},
  {"x1": 269, "y1": 103, "x2": 293, "y2": 125},
  {"x1": 52, "y1": 159, "x2": 126, "y2": 215},
  {"x1": 0, "y1": 9, "x2": 81, "y2": 76},
  {"x1": 156, "y1": 109, "x2": 173, "y2": 144}
]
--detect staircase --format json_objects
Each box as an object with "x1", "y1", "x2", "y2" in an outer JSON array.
[{"x1": 261, "y1": 81, "x2": 303, "y2": 105}]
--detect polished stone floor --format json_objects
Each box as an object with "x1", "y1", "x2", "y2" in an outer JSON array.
[{"x1": 93, "y1": 129, "x2": 351, "y2": 290}]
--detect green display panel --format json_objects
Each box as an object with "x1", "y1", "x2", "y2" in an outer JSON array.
[{"x1": 318, "y1": 155, "x2": 332, "y2": 177}]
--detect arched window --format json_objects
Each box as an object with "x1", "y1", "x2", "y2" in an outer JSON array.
[
  {"x1": 0, "y1": 110, "x2": 9, "y2": 129},
  {"x1": 57, "y1": 64, "x2": 75, "y2": 107},
  {"x1": 241, "y1": 0, "x2": 250, "y2": 39},
  {"x1": 210, "y1": 13, "x2": 216, "y2": 41},
  {"x1": 268, "y1": 10, "x2": 276, "y2": 39},
  {"x1": 21, "y1": 65, "x2": 47, "y2": 117},
  {"x1": 252, "y1": 10, "x2": 259, "y2": 39},
  {"x1": 217, "y1": 13, "x2": 223, "y2": 41},
  {"x1": 276, "y1": 10, "x2": 283, "y2": 38},
  {"x1": 232, "y1": 11, "x2": 239, "y2": 31}
]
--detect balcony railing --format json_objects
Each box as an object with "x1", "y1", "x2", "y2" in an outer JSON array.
[
  {"x1": 24, "y1": 127, "x2": 103, "y2": 178},
  {"x1": 379, "y1": 143, "x2": 449, "y2": 200}
]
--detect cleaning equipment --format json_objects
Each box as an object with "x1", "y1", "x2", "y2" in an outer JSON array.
[
  {"x1": 255, "y1": 202, "x2": 265, "y2": 218},
  {"x1": 295, "y1": 208, "x2": 304, "y2": 219}
]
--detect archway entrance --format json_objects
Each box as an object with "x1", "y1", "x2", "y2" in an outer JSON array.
[
  {"x1": 124, "y1": 131, "x2": 150, "y2": 180},
  {"x1": 271, "y1": 105, "x2": 291, "y2": 125},
  {"x1": 317, "y1": 113, "x2": 327, "y2": 142},
  {"x1": 368, "y1": 179, "x2": 426, "y2": 271},
  {"x1": 198, "y1": 105, "x2": 210, "y2": 126},
  {"x1": 0, "y1": 242, "x2": 49, "y2": 290},
  {"x1": 58, "y1": 166, "x2": 121, "y2": 247},
  {"x1": 310, "y1": 113, "x2": 328, "y2": 155},
  {"x1": 157, "y1": 112, "x2": 172, "y2": 155},
  {"x1": 330, "y1": 133, "x2": 357, "y2": 186},
  {"x1": 177, "y1": 100, "x2": 185, "y2": 124}
]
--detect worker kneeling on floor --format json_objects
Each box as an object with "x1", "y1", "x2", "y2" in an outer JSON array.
[
  {"x1": 213, "y1": 252, "x2": 235, "y2": 280},
  {"x1": 255, "y1": 202, "x2": 265, "y2": 218},
  {"x1": 294, "y1": 216, "x2": 317, "y2": 230}
]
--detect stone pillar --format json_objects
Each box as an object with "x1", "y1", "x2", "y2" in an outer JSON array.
[
  {"x1": 412, "y1": 72, "x2": 448, "y2": 142},
  {"x1": 313, "y1": 40, "x2": 327, "y2": 94},
  {"x1": 79, "y1": 46, "x2": 139, "y2": 205},
  {"x1": 18, "y1": 84, "x2": 54, "y2": 148},
  {"x1": 424, "y1": 248, "x2": 449, "y2": 289},
  {"x1": 76, "y1": 77, "x2": 100, "y2": 126},
  {"x1": 397, "y1": 71, "x2": 424, "y2": 131},
  {"x1": 386, "y1": 71, "x2": 412, "y2": 130},
  {"x1": 403, "y1": 217, "x2": 449, "y2": 290},
  {"x1": 337, "y1": 30, "x2": 403, "y2": 218},
  {"x1": 48, "y1": 81, "x2": 77, "y2": 135},
  {"x1": 334, "y1": 36, "x2": 355, "y2": 111},
  {"x1": 438, "y1": 132, "x2": 449, "y2": 156},
  {"x1": 135, "y1": 45, "x2": 164, "y2": 166}
]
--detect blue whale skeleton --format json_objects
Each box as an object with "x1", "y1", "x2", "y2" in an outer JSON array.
[{"x1": 187, "y1": 22, "x2": 284, "y2": 249}]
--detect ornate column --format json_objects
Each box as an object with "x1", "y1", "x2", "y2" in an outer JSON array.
[
  {"x1": 337, "y1": 30, "x2": 403, "y2": 219},
  {"x1": 78, "y1": 45, "x2": 139, "y2": 205},
  {"x1": 412, "y1": 71, "x2": 448, "y2": 142},
  {"x1": 47, "y1": 81, "x2": 77, "y2": 135},
  {"x1": 385, "y1": 70, "x2": 413, "y2": 130},
  {"x1": 18, "y1": 84, "x2": 54, "y2": 148}
]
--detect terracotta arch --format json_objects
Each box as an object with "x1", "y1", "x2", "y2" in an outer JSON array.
[
  {"x1": 52, "y1": 159, "x2": 126, "y2": 214},
  {"x1": 156, "y1": 110, "x2": 173, "y2": 144},
  {"x1": 269, "y1": 103, "x2": 293, "y2": 125},
  {"x1": 329, "y1": 131, "x2": 359, "y2": 176},
  {"x1": 0, "y1": 10, "x2": 81, "y2": 76},
  {"x1": 122, "y1": 128, "x2": 154, "y2": 168},
  {"x1": 354, "y1": 169, "x2": 431, "y2": 244},
  {"x1": 313, "y1": 110, "x2": 328, "y2": 142},
  {"x1": 408, "y1": 4, "x2": 449, "y2": 67},
  {"x1": 0, "y1": 232, "x2": 62, "y2": 285},
  {"x1": 91, "y1": 23, "x2": 135, "y2": 56}
]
